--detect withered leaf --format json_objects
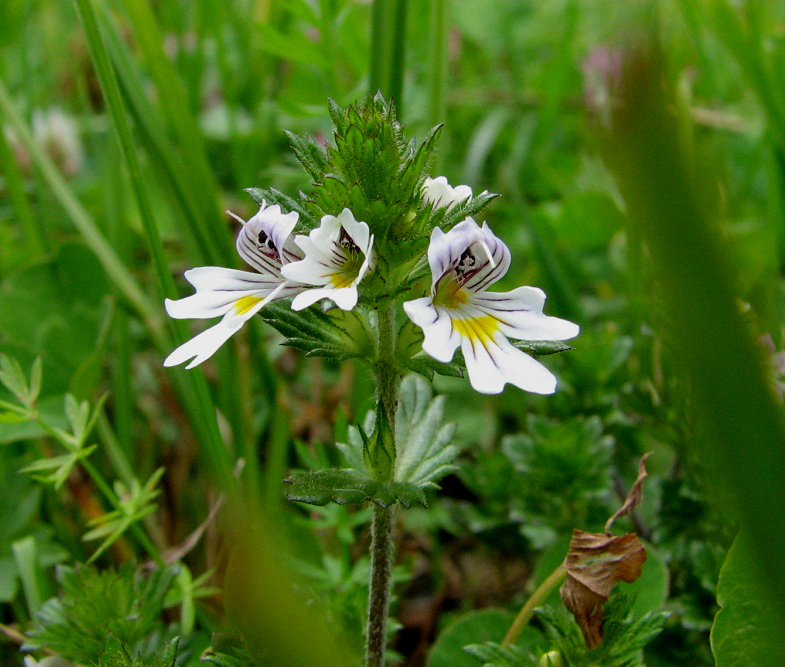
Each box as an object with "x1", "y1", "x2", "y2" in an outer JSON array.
[
  {"x1": 604, "y1": 451, "x2": 651, "y2": 535},
  {"x1": 560, "y1": 529, "x2": 647, "y2": 648}
]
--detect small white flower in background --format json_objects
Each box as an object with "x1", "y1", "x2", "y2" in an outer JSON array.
[
  {"x1": 403, "y1": 218, "x2": 579, "y2": 395},
  {"x1": 422, "y1": 176, "x2": 476, "y2": 210},
  {"x1": 281, "y1": 208, "x2": 374, "y2": 312},
  {"x1": 4, "y1": 108, "x2": 84, "y2": 178},
  {"x1": 163, "y1": 202, "x2": 304, "y2": 369},
  {"x1": 33, "y1": 108, "x2": 84, "y2": 176}
]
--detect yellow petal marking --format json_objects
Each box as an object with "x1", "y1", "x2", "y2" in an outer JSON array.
[
  {"x1": 234, "y1": 295, "x2": 263, "y2": 315},
  {"x1": 453, "y1": 315, "x2": 500, "y2": 345}
]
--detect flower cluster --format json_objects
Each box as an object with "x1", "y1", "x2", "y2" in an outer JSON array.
[
  {"x1": 165, "y1": 99, "x2": 578, "y2": 395},
  {"x1": 166, "y1": 195, "x2": 577, "y2": 395}
]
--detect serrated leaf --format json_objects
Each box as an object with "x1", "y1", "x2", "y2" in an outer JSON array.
[
  {"x1": 285, "y1": 130, "x2": 328, "y2": 182},
  {"x1": 394, "y1": 375, "x2": 459, "y2": 488},
  {"x1": 284, "y1": 469, "x2": 427, "y2": 509},
  {"x1": 337, "y1": 375, "x2": 459, "y2": 492},
  {"x1": 513, "y1": 341, "x2": 574, "y2": 356}
]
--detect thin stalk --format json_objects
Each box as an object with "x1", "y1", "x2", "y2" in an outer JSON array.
[
  {"x1": 365, "y1": 503, "x2": 395, "y2": 667},
  {"x1": 388, "y1": 0, "x2": 409, "y2": 117},
  {"x1": 428, "y1": 0, "x2": 448, "y2": 130},
  {"x1": 74, "y1": 0, "x2": 237, "y2": 493},
  {"x1": 0, "y1": 119, "x2": 45, "y2": 256},
  {"x1": 369, "y1": 0, "x2": 389, "y2": 96},
  {"x1": 503, "y1": 565, "x2": 566, "y2": 646}
]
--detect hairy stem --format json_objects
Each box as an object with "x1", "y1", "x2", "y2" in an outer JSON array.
[
  {"x1": 365, "y1": 302, "x2": 400, "y2": 665},
  {"x1": 365, "y1": 503, "x2": 395, "y2": 667},
  {"x1": 503, "y1": 565, "x2": 566, "y2": 646}
]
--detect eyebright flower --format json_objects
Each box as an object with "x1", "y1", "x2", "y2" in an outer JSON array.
[
  {"x1": 281, "y1": 208, "x2": 374, "y2": 312},
  {"x1": 422, "y1": 176, "x2": 474, "y2": 210},
  {"x1": 163, "y1": 202, "x2": 303, "y2": 369},
  {"x1": 403, "y1": 218, "x2": 579, "y2": 395}
]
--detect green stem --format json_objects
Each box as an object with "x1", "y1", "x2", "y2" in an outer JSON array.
[
  {"x1": 365, "y1": 503, "x2": 395, "y2": 667},
  {"x1": 365, "y1": 302, "x2": 400, "y2": 665},
  {"x1": 502, "y1": 565, "x2": 566, "y2": 646}
]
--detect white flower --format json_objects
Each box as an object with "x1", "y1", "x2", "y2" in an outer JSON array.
[
  {"x1": 422, "y1": 176, "x2": 474, "y2": 210},
  {"x1": 403, "y1": 218, "x2": 579, "y2": 395},
  {"x1": 163, "y1": 202, "x2": 303, "y2": 369},
  {"x1": 281, "y1": 208, "x2": 374, "y2": 312}
]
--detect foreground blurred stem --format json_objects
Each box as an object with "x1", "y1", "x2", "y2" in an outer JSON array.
[
  {"x1": 503, "y1": 565, "x2": 566, "y2": 646},
  {"x1": 365, "y1": 302, "x2": 400, "y2": 666}
]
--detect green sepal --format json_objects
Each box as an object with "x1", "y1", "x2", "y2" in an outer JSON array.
[
  {"x1": 262, "y1": 303, "x2": 373, "y2": 363},
  {"x1": 284, "y1": 469, "x2": 427, "y2": 509}
]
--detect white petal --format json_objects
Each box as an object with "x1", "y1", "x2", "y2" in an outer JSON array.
[
  {"x1": 163, "y1": 298, "x2": 265, "y2": 369},
  {"x1": 422, "y1": 176, "x2": 473, "y2": 210},
  {"x1": 472, "y1": 287, "x2": 580, "y2": 341},
  {"x1": 337, "y1": 208, "x2": 371, "y2": 253},
  {"x1": 291, "y1": 285, "x2": 357, "y2": 311},
  {"x1": 403, "y1": 298, "x2": 461, "y2": 363},
  {"x1": 462, "y1": 333, "x2": 557, "y2": 395},
  {"x1": 310, "y1": 214, "x2": 343, "y2": 248},
  {"x1": 184, "y1": 266, "x2": 277, "y2": 290}
]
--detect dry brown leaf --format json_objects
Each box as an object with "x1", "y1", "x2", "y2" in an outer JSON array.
[
  {"x1": 560, "y1": 529, "x2": 647, "y2": 648},
  {"x1": 604, "y1": 451, "x2": 652, "y2": 535}
]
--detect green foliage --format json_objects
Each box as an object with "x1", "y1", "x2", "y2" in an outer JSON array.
[
  {"x1": 201, "y1": 633, "x2": 256, "y2": 667},
  {"x1": 82, "y1": 468, "x2": 164, "y2": 563},
  {"x1": 427, "y1": 609, "x2": 529, "y2": 667},
  {"x1": 463, "y1": 642, "x2": 535, "y2": 667},
  {"x1": 93, "y1": 635, "x2": 179, "y2": 667},
  {"x1": 535, "y1": 594, "x2": 667, "y2": 667},
  {"x1": 460, "y1": 415, "x2": 614, "y2": 548},
  {"x1": 24, "y1": 563, "x2": 180, "y2": 665}
]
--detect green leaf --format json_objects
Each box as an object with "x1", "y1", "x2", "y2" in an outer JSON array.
[
  {"x1": 284, "y1": 469, "x2": 427, "y2": 509},
  {"x1": 711, "y1": 530, "x2": 785, "y2": 666},
  {"x1": 405, "y1": 355, "x2": 464, "y2": 381},
  {"x1": 428, "y1": 609, "x2": 529, "y2": 667},
  {"x1": 394, "y1": 375, "x2": 460, "y2": 488},
  {"x1": 512, "y1": 341, "x2": 574, "y2": 356}
]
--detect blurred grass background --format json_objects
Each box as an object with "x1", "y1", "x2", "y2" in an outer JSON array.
[{"x1": 2, "y1": 0, "x2": 785, "y2": 665}]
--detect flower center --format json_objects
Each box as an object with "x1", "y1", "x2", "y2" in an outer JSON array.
[
  {"x1": 432, "y1": 272, "x2": 468, "y2": 308},
  {"x1": 329, "y1": 252, "x2": 364, "y2": 288},
  {"x1": 256, "y1": 230, "x2": 280, "y2": 262}
]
